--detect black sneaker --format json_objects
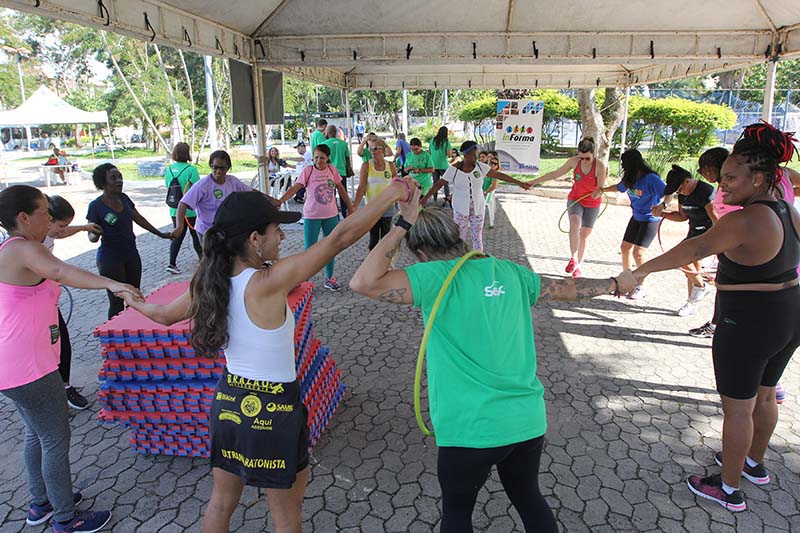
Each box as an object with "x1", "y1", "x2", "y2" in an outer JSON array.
[
  {"x1": 65, "y1": 387, "x2": 89, "y2": 410},
  {"x1": 687, "y1": 473, "x2": 746, "y2": 512},
  {"x1": 714, "y1": 452, "x2": 770, "y2": 485},
  {"x1": 165, "y1": 264, "x2": 181, "y2": 275},
  {"x1": 688, "y1": 321, "x2": 715, "y2": 338}
]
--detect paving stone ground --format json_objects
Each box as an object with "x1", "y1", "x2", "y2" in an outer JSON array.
[{"x1": 1, "y1": 176, "x2": 799, "y2": 532}]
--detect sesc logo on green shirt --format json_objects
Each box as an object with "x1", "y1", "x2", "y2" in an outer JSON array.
[
  {"x1": 213, "y1": 189, "x2": 224, "y2": 199},
  {"x1": 104, "y1": 212, "x2": 118, "y2": 225}
]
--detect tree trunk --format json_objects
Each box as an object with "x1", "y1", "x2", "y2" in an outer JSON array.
[
  {"x1": 577, "y1": 88, "x2": 626, "y2": 165},
  {"x1": 177, "y1": 49, "x2": 196, "y2": 154},
  {"x1": 152, "y1": 43, "x2": 183, "y2": 146}
]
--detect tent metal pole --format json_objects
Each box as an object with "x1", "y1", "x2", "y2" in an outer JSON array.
[
  {"x1": 253, "y1": 66, "x2": 268, "y2": 193},
  {"x1": 618, "y1": 85, "x2": 631, "y2": 171},
  {"x1": 402, "y1": 89, "x2": 408, "y2": 135},
  {"x1": 343, "y1": 89, "x2": 354, "y2": 197},
  {"x1": 107, "y1": 119, "x2": 115, "y2": 161},
  {"x1": 204, "y1": 56, "x2": 218, "y2": 151},
  {"x1": 761, "y1": 59, "x2": 777, "y2": 124}
]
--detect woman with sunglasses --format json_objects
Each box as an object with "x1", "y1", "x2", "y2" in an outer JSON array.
[
  {"x1": 172, "y1": 150, "x2": 251, "y2": 241},
  {"x1": 353, "y1": 138, "x2": 400, "y2": 251},
  {"x1": 529, "y1": 137, "x2": 606, "y2": 278}
]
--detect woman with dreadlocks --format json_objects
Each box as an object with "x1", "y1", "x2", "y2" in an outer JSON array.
[{"x1": 633, "y1": 122, "x2": 800, "y2": 512}]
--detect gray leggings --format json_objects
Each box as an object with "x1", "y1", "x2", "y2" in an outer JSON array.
[{"x1": 1, "y1": 371, "x2": 75, "y2": 522}]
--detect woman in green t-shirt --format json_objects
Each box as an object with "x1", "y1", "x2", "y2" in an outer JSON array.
[
  {"x1": 429, "y1": 126, "x2": 452, "y2": 204},
  {"x1": 350, "y1": 194, "x2": 636, "y2": 532},
  {"x1": 165, "y1": 142, "x2": 202, "y2": 274}
]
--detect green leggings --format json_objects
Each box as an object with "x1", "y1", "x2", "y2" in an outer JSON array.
[{"x1": 303, "y1": 215, "x2": 339, "y2": 279}]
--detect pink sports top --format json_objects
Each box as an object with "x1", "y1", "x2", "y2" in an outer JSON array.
[{"x1": 0, "y1": 237, "x2": 62, "y2": 390}]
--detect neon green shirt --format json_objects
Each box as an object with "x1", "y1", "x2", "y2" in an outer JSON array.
[
  {"x1": 403, "y1": 150, "x2": 434, "y2": 194},
  {"x1": 310, "y1": 129, "x2": 325, "y2": 151},
  {"x1": 404, "y1": 256, "x2": 546, "y2": 448},
  {"x1": 428, "y1": 139, "x2": 451, "y2": 170},
  {"x1": 164, "y1": 162, "x2": 200, "y2": 217},
  {"x1": 321, "y1": 137, "x2": 350, "y2": 177}
]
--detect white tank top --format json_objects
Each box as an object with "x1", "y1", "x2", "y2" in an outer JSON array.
[{"x1": 223, "y1": 268, "x2": 296, "y2": 382}]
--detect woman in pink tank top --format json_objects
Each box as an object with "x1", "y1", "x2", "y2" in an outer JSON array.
[{"x1": 0, "y1": 185, "x2": 141, "y2": 531}]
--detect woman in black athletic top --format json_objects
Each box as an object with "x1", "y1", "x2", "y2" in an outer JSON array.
[{"x1": 633, "y1": 122, "x2": 800, "y2": 513}]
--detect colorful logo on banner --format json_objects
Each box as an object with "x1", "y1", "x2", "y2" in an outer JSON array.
[{"x1": 494, "y1": 99, "x2": 544, "y2": 174}]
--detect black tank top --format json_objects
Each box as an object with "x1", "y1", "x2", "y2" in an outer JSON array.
[{"x1": 716, "y1": 200, "x2": 800, "y2": 284}]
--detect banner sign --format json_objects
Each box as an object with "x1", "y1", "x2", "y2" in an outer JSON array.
[{"x1": 494, "y1": 99, "x2": 544, "y2": 174}]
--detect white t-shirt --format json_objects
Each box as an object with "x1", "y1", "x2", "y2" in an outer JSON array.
[
  {"x1": 442, "y1": 161, "x2": 491, "y2": 215},
  {"x1": 295, "y1": 151, "x2": 313, "y2": 173}
]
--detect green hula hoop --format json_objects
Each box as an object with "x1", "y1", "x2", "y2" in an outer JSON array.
[
  {"x1": 557, "y1": 192, "x2": 610, "y2": 234},
  {"x1": 414, "y1": 250, "x2": 485, "y2": 437}
]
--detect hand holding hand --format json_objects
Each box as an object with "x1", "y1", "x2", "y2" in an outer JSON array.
[
  {"x1": 85, "y1": 223, "x2": 102, "y2": 235},
  {"x1": 614, "y1": 269, "x2": 637, "y2": 295},
  {"x1": 591, "y1": 188, "x2": 602, "y2": 199},
  {"x1": 396, "y1": 178, "x2": 421, "y2": 223},
  {"x1": 651, "y1": 204, "x2": 664, "y2": 217},
  {"x1": 521, "y1": 182, "x2": 533, "y2": 191},
  {"x1": 109, "y1": 282, "x2": 143, "y2": 302},
  {"x1": 631, "y1": 268, "x2": 648, "y2": 287}
]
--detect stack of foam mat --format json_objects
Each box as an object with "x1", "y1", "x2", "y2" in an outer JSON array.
[{"x1": 96, "y1": 281, "x2": 345, "y2": 457}]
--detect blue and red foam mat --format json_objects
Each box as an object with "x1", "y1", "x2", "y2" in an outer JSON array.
[{"x1": 95, "y1": 281, "x2": 345, "y2": 458}]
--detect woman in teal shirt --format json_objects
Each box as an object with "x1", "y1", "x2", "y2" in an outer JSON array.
[
  {"x1": 429, "y1": 126, "x2": 452, "y2": 204},
  {"x1": 350, "y1": 195, "x2": 636, "y2": 532},
  {"x1": 165, "y1": 142, "x2": 202, "y2": 274}
]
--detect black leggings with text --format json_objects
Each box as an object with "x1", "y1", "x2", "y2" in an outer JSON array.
[{"x1": 437, "y1": 435, "x2": 557, "y2": 533}]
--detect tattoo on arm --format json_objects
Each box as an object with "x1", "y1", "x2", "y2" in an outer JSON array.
[
  {"x1": 384, "y1": 237, "x2": 403, "y2": 259},
  {"x1": 377, "y1": 287, "x2": 407, "y2": 304},
  {"x1": 574, "y1": 278, "x2": 613, "y2": 300}
]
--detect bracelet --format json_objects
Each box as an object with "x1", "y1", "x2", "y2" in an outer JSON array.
[
  {"x1": 393, "y1": 178, "x2": 412, "y2": 202},
  {"x1": 610, "y1": 277, "x2": 621, "y2": 298}
]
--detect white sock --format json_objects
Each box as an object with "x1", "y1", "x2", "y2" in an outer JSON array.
[
  {"x1": 745, "y1": 456, "x2": 759, "y2": 468},
  {"x1": 721, "y1": 481, "x2": 738, "y2": 495},
  {"x1": 64, "y1": 384, "x2": 71, "y2": 389}
]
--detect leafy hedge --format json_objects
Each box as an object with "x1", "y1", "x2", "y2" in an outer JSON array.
[
  {"x1": 457, "y1": 97, "x2": 496, "y2": 122},
  {"x1": 631, "y1": 97, "x2": 737, "y2": 157}
]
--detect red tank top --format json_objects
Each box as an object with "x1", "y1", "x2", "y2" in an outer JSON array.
[{"x1": 568, "y1": 160, "x2": 602, "y2": 208}]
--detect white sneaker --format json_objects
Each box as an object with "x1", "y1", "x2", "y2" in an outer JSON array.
[
  {"x1": 677, "y1": 302, "x2": 698, "y2": 316},
  {"x1": 688, "y1": 284, "x2": 712, "y2": 303},
  {"x1": 626, "y1": 286, "x2": 645, "y2": 300}
]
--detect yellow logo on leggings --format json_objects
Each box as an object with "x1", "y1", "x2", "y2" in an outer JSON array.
[{"x1": 240, "y1": 394, "x2": 262, "y2": 417}]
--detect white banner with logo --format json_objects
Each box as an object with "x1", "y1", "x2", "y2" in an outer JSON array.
[{"x1": 494, "y1": 99, "x2": 544, "y2": 174}]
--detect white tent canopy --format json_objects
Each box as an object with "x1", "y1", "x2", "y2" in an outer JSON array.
[
  {"x1": 2, "y1": 0, "x2": 800, "y2": 89},
  {"x1": 0, "y1": 85, "x2": 108, "y2": 126}
]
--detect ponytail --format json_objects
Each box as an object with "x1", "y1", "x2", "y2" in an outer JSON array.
[{"x1": 189, "y1": 228, "x2": 234, "y2": 357}]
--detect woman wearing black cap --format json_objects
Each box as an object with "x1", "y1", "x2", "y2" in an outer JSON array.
[
  {"x1": 652, "y1": 165, "x2": 716, "y2": 316},
  {"x1": 120, "y1": 180, "x2": 419, "y2": 532},
  {"x1": 421, "y1": 140, "x2": 531, "y2": 251}
]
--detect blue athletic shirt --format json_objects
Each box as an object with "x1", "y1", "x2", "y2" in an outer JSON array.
[
  {"x1": 87, "y1": 193, "x2": 139, "y2": 263},
  {"x1": 617, "y1": 172, "x2": 666, "y2": 222}
]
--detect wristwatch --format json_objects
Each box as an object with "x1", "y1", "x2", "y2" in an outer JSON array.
[{"x1": 393, "y1": 215, "x2": 413, "y2": 231}]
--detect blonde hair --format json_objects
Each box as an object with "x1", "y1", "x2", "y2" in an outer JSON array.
[{"x1": 406, "y1": 208, "x2": 469, "y2": 260}]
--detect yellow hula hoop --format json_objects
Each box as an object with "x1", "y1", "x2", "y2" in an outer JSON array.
[
  {"x1": 557, "y1": 192, "x2": 610, "y2": 233},
  {"x1": 414, "y1": 250, "x2": 484, "y2": 437}
]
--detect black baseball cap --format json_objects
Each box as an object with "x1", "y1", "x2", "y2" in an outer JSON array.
[
  {"x1": 663, "y1": 165, "x2": 693, "y2": 196},
  {"x1": 460, "y1": 140, "x2": 478, "y2": 154},
  {"x1": 212, "y1": 191, "x2": 301, "y2": 237},
  {"x1": 294, "y1": 141, "x2": 306, "y2": 148}
]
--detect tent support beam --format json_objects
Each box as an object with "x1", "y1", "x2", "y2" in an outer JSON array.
[
  {"x1": 618, "y1": 85, "x2": 631, "y2": 170},
  {"x1": 761, "y1": 58, "x2": 778, "y2": 124},
  {"x1": 253, "y1": 66, "x2": 268, "y2": 193}
]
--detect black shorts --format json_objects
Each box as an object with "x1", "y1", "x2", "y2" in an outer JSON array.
[
  {"x1": 686, "y1": 225, "x2": 710, "y2": 240},
  {"x1": 712, "y1": 285, "x2": 800, "y2": 399},
  {"x1": 622, "y1": 218, "x2": 659, "y2": 248},
  {"x1": 210, "y1": 370, "x2": 309, "y2": 488}
]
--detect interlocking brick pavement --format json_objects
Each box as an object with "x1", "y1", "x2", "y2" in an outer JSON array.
[{"x1": 1, "y1": 177, "x2": 798, "y2": 531}]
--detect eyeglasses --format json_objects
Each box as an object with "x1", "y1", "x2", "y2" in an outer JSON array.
[
  {"x1": 369, "y1": 146, "x2": 382, "y2": 152},
  {"x1": 579, "y1": 156, "x2": 592, "y2": 161},
  {"x1": 490, "y1": 160, "x2": 499, "y2": 166},
  {"x1": 211, "y1": 165, "x2": 229, "y2": 171}
]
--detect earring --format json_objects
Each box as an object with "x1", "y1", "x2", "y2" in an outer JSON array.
[{"x1": 256, "y1": 247, "x2": 263, "y2": 258}]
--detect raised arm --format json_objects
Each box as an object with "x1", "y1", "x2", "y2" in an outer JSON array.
[
  {"x1": 56, "y1": 223, "x2": 101, "y2": 239},
  {"x1": 634, "y1": 212, "x2": 748, "y2": 284},
  {"x1": 263, "y1": 179, "x2": 414, "y2": 294},
  {"x1": 120, "y1": 287, "x2": 192, "y2": 326},
  {"x1": 529, "y1": 156, "x2": 578, "y2": 187},
  {"x1": 349, "y1": 186, "x2": 418, "y2": 305},
  {"x1": 19, "y1": 240, "x2": 141, "y2": 297},
  {"x1": 538, "y1": 271, "x2": 635, "y2": 301}
]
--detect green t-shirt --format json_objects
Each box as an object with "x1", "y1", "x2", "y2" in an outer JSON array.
[
  {"x1": 310, "y1": 129, "x2": 325, "y2": 151},
  {"x1": 165, "y1": 162, "x2": 200, "y2": 217},
  {"x1": 403, "y1": 150, "x2": 434, "y2": 194},
  {"x1": 361, "y1": 147, "x2": 372, "y2": 163},
  {"x1": 404, "y1": 256, "x2": 546, "y2": 448},
  {"x1": 321, "y1": 137, "x2": 351, "y2": 177},
  {"x1": 482, "y1": 177, "x2": 497, "y2": 193},
  {"x1": 429, "y1": 139, "x2": 451, "y2": 170}
]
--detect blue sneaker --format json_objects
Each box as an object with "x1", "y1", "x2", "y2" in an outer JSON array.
[
  {"x1": 26, "y1": 492, "x2": 83, "y2": 526},
  {"x1": 53, "y1": 510, "x2": 112, "y2": 533},
  {"x1": 776, "y1": 383, "x2": 786, "y2": 404}
]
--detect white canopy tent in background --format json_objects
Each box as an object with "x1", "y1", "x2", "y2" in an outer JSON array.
[
  {"x1": 2, "y1": 0, "x2": 798, "y2": 184},
  {"x1": 0, "y1": 85, "x2": 114, "y2": 158}
]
